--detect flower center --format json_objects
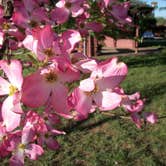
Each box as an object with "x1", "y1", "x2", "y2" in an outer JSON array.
[
  {"x1": 65, "y1": 2, "x2": 72, "y2": 8},
  {"x1": 9, "y1": 85, "x2": 18, "y2": 96},
  {"x1": 80, "y1": 23, "x2": 85, "y2": 28},
  {"x1": 43, "y1": 48, "x2": 54, "y2": 57},
  {"x1": 28, "y1": 20, "x2": 38, "y2": 27},
  {"x1": 44, "y1": 71, "x2": 57, "y2": 83},
  {"x1": 18, "y1": 143, "x2": 26, "y2": 150},
  {"x1": 0, "y1": 135, "x2": 7, "y2": 142},
  {"x1": 85, "y1": 84, "x2": 99, "y2": 96},
  {"x1": 2, "y1": 22, "x2": 10, "y2": 30}
]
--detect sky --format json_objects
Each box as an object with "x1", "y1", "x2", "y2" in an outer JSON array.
[{"x1": 142, "y1": 0, "x2": 166, "y2": 18}]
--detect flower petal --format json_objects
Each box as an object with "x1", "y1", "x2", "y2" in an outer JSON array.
[
  {"x1": 79, "y1": 78, "x2": 95, "y2": 92},
  {"x1": 2, "y1": 96, "x2": 21, "y2": 132},
  {"x1": 0, "y1": 60, "x2": 23, "y2": 90},
  {"x1": 51, "y1": 83, "x2": 72, "y2": 119},
  {"x1": 0, "y1": 77, "x2": 10, "y2": 95},
  {"x1": 94, "y1": 91, "x2": 121, "y2": 111},
  {"x1": 25, "y1": 144, "x2": 44, "y2": 160},
  {"x1": 21, "y1": 71, "x2": 51, "y2": 108}
]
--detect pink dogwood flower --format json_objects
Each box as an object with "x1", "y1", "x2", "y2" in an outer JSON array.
[
  {"x1": 12, "y1": 0, "x2": 50, "y2": 29},
  {"x1": 22, "y1": 57, "x2": 80, "y2": 118},
  {"x1": 10, "y1": 122, "x2": 44, "y2": 166},
  {"x1": 22, "y1": 110, "x2": 64, "y2": 151},
  {"x1": 23, "y1": 25, "x2": 60, "y2": 61},
  {"x1": 69, "y1": 57, "x2": 127, "y2": 120},
  {"x1": 51, "y1": 0, "x2": 85, "y2": 24},
  {"x1": 23, "y1": 26, "x2": 81, "y2": 61},
  {"x1": 0, "y1": 60, "x2": 23, "y2": 131}
]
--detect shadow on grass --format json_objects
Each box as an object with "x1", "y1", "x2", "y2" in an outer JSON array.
[
  {"x1": 119, "y1": 52, "x2": 166, "y2": 68},
  {"x1": 140, "y1": 82, "x2": 166, "y2": 104},
  {"x1": 63, "y1": 82, "x2": 166, "y2": 134},
  {"x1": 63, "y1": 115, "x2": 117, "y2": 134},
  {"x1": 145, "y1": 144, "x2": 166, "y2": 166}
]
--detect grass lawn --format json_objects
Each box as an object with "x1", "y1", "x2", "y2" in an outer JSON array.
[{"x1": 2, "y1": 48, "x2": 166, "y2": 166}]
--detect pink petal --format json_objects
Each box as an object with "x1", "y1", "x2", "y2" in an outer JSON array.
[
  {"x1": 51, "y1": 83, "x2": 72, "y2": 119},
  {"x1": 56, "y1": 0, "x2": 65, "y2": 8},
  {"x1": 2, "y1": 96, "x2": 21, "y2": 132},
  {"x1": 62, "y1": 30, "x2": 81, "y2": 53},
  {"x1": 93, "y1": 57, "x2": 128, "y2": 90},
  {"x1": 103, "y1": 0, "x2": 111, "y2": 7},
  {"x1": 86, "y1": 22, "x2": 103, "y2": 32},
  {"x1": 131, "y1": 113, "x2": 142, "y2": 128},
  {"x1": 21, "y1": 70, "x2": 51, "y2": 108},
  {"x1": 23, "y1": 0, "x2": 38, "y2": 12},
  {"x1": 0, "y1": 77, "x2": 10, "y2": 95},
  {"x1": 45, "y1": 137, "x2": 60, "y2": 150},
  {"x1": 38, "y1": 25, "x2": 54, "y2": 50},
  {"x1": 25, "y1": 144, "x2": 44, "y2": 160},
  {"x1": 70, "y1": 87, "x2": 92, "y2": 121},
  {"x1": 0, "y1": 31, "x2": 4, "y2": 47},
  {"x1": 52, "y1": 57, "x2": 80, "y2": 83},
  {"x1": 21, "y1": 124, "x2": 35, "y2": 145},
  {"x1": 143, "y1": 112, "x2": 158, "y2": 124},
  {"x1": 128, "y1": 92, "x2": 140, "y2": 100},
  {"x1": 75, "y1": 58, "x2": 97, "y2": 73},
  {"x1": 10, "y1": 149, "x2": 24, "y2": 166},
  {"x1": 51, "y1": 7, "x2": 69, "y2": 24},
  {"x1": 12, "y1": 11, "x2": 28, "y2": 28},
  {"x1": 79, "y1": 78, "x2": 95, "y2": 92},
  {"x1": 71, "y1": 4, "x2": 84, "y2": 17},
  {"x1": 94, "y1": 91, "x2": 121, "y2": 111},
  {"x1": 0, "y1": 60, "x2": 23, "y2": 90},
  {"x1": 22, "y1": 35, "x2": 38, "y2": 55}
]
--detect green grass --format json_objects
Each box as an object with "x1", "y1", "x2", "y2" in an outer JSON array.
[{"x1": 2, "y1": 48, "x2": 166, "y2": 166}]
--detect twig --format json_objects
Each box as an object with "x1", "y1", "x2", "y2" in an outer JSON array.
[{"x1": 101, "y1": 112, "x2": 131, "y2": 120}]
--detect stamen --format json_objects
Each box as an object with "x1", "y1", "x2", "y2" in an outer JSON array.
[
  {"x1": 9, "y1": 85, "x2": 18, "y2": 96},
  {"x1": 84, "y1": 84, "x2": 99, "y2": 96},
  {"x1": 18, "y1": 143, "x2": 26, "y2": 150},
  {"x1": 65, "y1": 2, "x2": 72, "y2": 8},
  {"x1": 43, "y1": 48, "x2": 54, "y2": 57},
  {"x1": 44, "y1": 71, "x2": 57, "y2": 83}
]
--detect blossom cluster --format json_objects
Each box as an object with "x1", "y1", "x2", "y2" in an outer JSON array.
[{"x1": 0, "y1": 0, "x2": 157, "y2": 165}]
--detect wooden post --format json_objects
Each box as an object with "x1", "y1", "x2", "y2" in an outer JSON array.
[
  {"x1": 135, "y1": 25, "x2": 139, "y2": 54},
  {"x1": 86, "y1": 35, "x2": 92, "y2": 57}
]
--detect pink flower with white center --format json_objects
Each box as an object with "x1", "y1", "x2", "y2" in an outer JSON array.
[
  {"x1": 22, "y1": 57, "x2": 80, "y2": 118},
  {"x1": 10, "y1": 123, "x2": 44, "y2": 166},
  {"x1": 51, "y1": 0, "x2": 85, "y2": 24},
  {"x1": 69, "y1": 57, "x2": 127, "y2": 120},
  {"x1": 12, "y1": 0, "x2": 50, "y2": 29},
  {"x1": 0, "y1": 60, "x2": 23, "y2": 132},
  {"x1": 23, "y1": 25, "x2": 60, "y2": 61},
  {"x1": 22, "y1": 110, "x2": 63, "y2": 151},
  {"x1": 23, "y1": 26, "x2": 81, "y2": 61}
]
